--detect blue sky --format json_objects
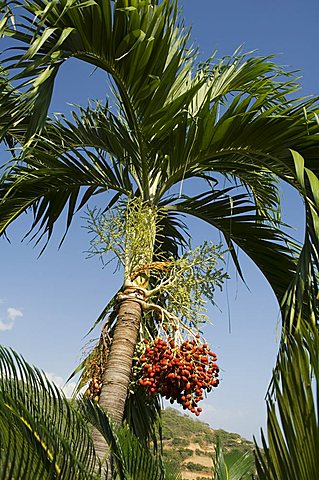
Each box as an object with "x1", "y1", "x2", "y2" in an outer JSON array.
[{"x1": 1, "y1": 0, "x2": 319, "y2": 439}]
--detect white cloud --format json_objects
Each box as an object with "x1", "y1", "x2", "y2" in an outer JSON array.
[
  {"x1": 45, "y1": 372, "x2": 77, "y2": 398},
  {"x1": 7, "y1": 307, "x2": 23, "y2": 321},
  {"x1": 0, "y1": 306, "x2": 23, "y2": 332},
  {"x1": 0, "y1": 320, "x2": 14, "y2": 331}
]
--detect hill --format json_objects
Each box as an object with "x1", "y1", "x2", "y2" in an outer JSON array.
[{"x1": 162, "y1": 408, "x2": 255, "y2": 480}]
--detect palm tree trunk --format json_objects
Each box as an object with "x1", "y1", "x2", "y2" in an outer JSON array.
[
  {"x1": 93, "y1": 288, "x2": 143, "y2": 473},
  {"x1": 99, "y1": 291, "x2": 142, "y2": 423},
  {"x1": 93, "y1": 201, "x2": 157, "y2": 475}
]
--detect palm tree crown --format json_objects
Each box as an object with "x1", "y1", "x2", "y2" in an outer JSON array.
[{"x1": 1, "y1": 0, "x2": 318, "y2": 302}]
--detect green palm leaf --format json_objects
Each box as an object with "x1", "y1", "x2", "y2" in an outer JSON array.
[
  {"x1": 0, "y1": 344, "x2": 181, "y2": 480},
  {"x1": 81, "y1": 398, "x2": 180, "y2": 480},
  {"x1": 158, "y1": 90, "x2": 319, "y2": 199},
  {"x1": 0, "y1": 345, "x2": 98, "y2": 479},
  {"x1": 0, "y1": 142, "x2": 130, "y2": 249},
  {"x1": 169, "y1": 189, "x2": 297, "y2": 302},
  {"x1": 212, "y1": 440, "x2": 254, "y2": 480},
  {"x1": 124, "y1": 386, "x2": 162, "y2": 450},
  {"x1": 279, "y1": 151, "x2": 319, "y2": 333},
  {"x1": 0, "y1": 0, "x2": 193, "y2": 144},
  {"x1": 255, "y1": 322, "x2": 319, "y2": 479}
]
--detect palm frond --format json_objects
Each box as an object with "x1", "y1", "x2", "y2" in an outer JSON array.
[
  {"x1": 212, "y1": 439, "x2": 254, "y2": 480},
  {"x1": 149, "y1": 50, "x2": 305, "y2": 149},
  {"x1": 0, "y1": 344, "x2": 180, "y2": 480},
  {"x1": 116, "y1": 425, "x2": 166, "y2": 480},
  {"x1": 0, "y1": 345, "x2": 98, "y2": 479},
  {"x1": 0, "y1": 141, "x2": 131, "y2": 247},
  {"x1": 124, "y1": 386, "x2": 162, "y2": 451},
  {"x1": 156, "y1": 90, "x2": 319, "y2": 200},
  {"x1": 0, "y1": 0, "x2": 193, "y2": 133},
  {"x1": 278, "y1": 151, "x2": 319, "y2": 333},
  {"x1": 43, "y1": 104, "x2": 149, "y2": 197},
  {"x1": 81, "y1": 399, "x2": 180, "y2": 480},
  {"x1": 0, "y1": 64, "x2": 33, "y2": 145},
  {"x1": 169, "y1": 189, "x2": 297, "y2": 303},
  {"x1": 254, "y1": 322, "x2": 319, "y2": 479}
]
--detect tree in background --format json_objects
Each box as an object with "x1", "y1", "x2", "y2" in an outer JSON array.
[{"x1": 1, "y1": 0, "x2": 319, "y2": 467}]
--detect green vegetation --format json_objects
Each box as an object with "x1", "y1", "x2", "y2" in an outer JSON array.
[
  {"x1": 184, "y1": 462, "x2": 210, "y2": 473},
  {"x1": 212, "y1": 441, "x2": 254, "y2": 480},
  {"x1": 1, "y1": 0, "x2": 319, "y2": 478},
  {"x1": 162, "y1": 447, "x2": 193, "y2": 472},
  {"x1": 2, "y1": 0, "x2": 319, "y2": 439},
  {"x1": 0, "y1": 345, "x2": 181, "y2": 480},
  {"x1": 161, "y1": 409, "x2": 255, "y2": 478},
  {"x1": 162, "y1": 408, "x2": 214, "y2": 442},
  {"x1": 195, "y1": 449, "x2": 213, "y2": 457},
  {"x1": 162, "y1": 408, "x2": 253, "y2": 451}
]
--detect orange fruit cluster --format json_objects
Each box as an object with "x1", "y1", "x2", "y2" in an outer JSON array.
[{"x1": 138, "y1": 337, "x2": 219, "y2": 415}]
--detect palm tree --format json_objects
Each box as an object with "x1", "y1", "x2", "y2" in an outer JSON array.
[{"x1": 1, "y1": 0, "x2": 319, "y2": 464}]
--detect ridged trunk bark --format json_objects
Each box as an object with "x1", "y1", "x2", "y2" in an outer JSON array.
[
  {"x1": 99, "y1": 292, "x2": 142, "y2": 422},
  {"x1": 93, "y1": 289, "x2": 143, "y2": 474}
]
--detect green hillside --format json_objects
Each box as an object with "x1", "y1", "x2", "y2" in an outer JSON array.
[{"x1": 162, "y1": 408, "x2": 255, "y2": 480}]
